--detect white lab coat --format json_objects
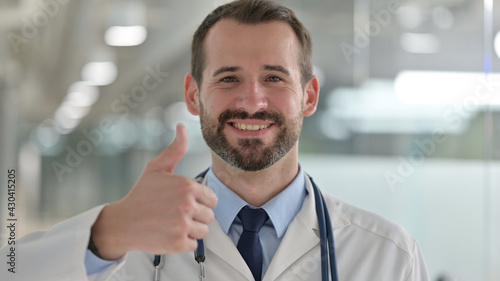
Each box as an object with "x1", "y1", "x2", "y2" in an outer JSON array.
[{"x1": 0, "y1": 176, "x2": 429, "y2": 281}]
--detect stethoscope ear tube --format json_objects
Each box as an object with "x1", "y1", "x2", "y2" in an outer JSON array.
[
  {"x1": 320, "y1": 186, "x2": 339, "y2": 280},
  {"x1": 310, "y1": 176, "x2": 339, "y2": 281},
  {"x1": 194, "y1": 239, "x2": 206, "y2": 281},
  {"x1": 194, "y1": 239, "x2": 205, "y2": 263},
  {"x1": 153, "y1": 254, "x2": 163, "y2": 281},
  {"x1": 312, "y1": 177, "x2": 330, "y2": 281}
]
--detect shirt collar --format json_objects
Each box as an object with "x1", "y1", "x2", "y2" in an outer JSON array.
[{"x1": 206, "y1": 165, "x2": 308, "y2": 238}]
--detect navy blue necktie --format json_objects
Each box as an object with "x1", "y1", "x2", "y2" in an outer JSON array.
[{"x1": 237, "y1": 206, "x2": 269, "y2": 281}]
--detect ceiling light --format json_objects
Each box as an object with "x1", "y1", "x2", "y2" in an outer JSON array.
[
  {"x1": 54, "y1": 110, "x2": 80, "y2": 134},
  {"x1": 394, "y1": 71, "x2": 500, "y2": 105},
  {"x1": 325, "y1": 80, "x2": 469, "y2": 135},
  {"x1": 81, "y1": 61, "x2": 117, "y2": 86},
  {"x1": 66, "y1": 82, "x2": 100, "y2": 107},
  {"x1": 56, "y1": 100, "x2": 91, "y2": 120},
  {"x1": 400, "y1": 33, "x2": 440, "y2": 54},
  {"x1": 105, "y1": 26, "x2": 147, "y2": 47}
]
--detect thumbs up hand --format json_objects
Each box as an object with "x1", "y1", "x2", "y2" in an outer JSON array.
[{"x1": 91, "y1": 124, "x2": 218, "y2": 260}]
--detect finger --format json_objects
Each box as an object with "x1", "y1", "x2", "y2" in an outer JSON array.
[
  {"x1": 169, "y1": 236, "x2": 198, "y2": 253},
  {"x1": 188, "y1": 221, "x2": 210, "y2": 240},
  {"x1": 195, "y1": 184, "x2": 218, "y2": 209},
  {"x1": 193, "y1": 204, "x2": 216, "y2": 225},
  {"x1": 150, "y1": 123, "x2": 189, "y2": 173}
]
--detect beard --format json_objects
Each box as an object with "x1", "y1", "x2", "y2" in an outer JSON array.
[{"x1": 199, "y1": 103, "x2": 303, "y2": 172}]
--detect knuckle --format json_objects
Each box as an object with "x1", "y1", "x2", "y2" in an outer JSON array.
[
  {"x1": 201, "y1": 187, "x2": 218, "y2": 207},
  {"x1": 199, "y1": 225, "x2": 209, "y2": 237},
  {"x1": 206, "y1": 210, "x2": 215, "y2": 223},
  {"x1": 186, "y1": 238, "x2": 198, "y2": 251},
  {"x1": 176, "y1": 183, "x2": 196, "y2": 198},
  {"x1": 170, "y1": 240, "x2": 184, "y2": 253},
  {"x1": 198, "y1": 208, "x2": 214, "y2": 223},
  {"x1": 176, "y1": 218, "x2": 191, "y2": 233},
  {"x1": 171, "y1": 234, "x2": 190, "y2": 253},
  {"x1": 170, "y1": 236, "x2": 193, "y2": 253},
  {"x1": 178, "y1": 178, "x2": 195, "y2": 191},
  {"x1": 178, "y1": 200, "x2": 196, "y2": 215},
  {"x1": 202, "y1": 185, "x2": 216, "y2": 198}
]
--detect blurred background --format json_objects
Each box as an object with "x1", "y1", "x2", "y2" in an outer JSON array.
[{"x1": 0, "y1": 0, "x2": 499, "y2": 280}]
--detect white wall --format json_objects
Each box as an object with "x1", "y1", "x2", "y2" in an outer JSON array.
[{"x1": 300, "y1": 155, "x2": 500, "y2": 281}]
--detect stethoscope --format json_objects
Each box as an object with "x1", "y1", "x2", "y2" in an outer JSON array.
[{"x1": 153, "y1": 170, "x2": 339, "y2": 281}]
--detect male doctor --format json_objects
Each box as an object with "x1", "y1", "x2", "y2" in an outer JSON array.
[{"x1": 1, "y1": 0, "x2": 429, "y2": 280}]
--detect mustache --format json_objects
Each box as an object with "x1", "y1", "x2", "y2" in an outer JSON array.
[{"x1": 218, "y1": 109, "x2": 285, "y2": 127}]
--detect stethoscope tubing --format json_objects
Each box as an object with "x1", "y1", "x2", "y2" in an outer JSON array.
[
  {"x1": 313, "y1": 177, "x2": 340, "y2": 281},
  {"x1": 312, "y1": 177, "x2": 330, "y2": 280}
]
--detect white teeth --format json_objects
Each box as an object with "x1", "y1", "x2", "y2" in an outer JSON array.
[{"x1": 232, "y1": 122, "x2": 271, "y2": 131}]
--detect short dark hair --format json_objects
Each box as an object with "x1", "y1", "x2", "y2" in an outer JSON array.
[{"x1": 191, "y1": 0, "x2": 313, "y2": 87}]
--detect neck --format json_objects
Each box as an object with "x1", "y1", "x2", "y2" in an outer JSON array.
[{"x1": 211, "y1": 146, "x2": 300, "y2": 207}]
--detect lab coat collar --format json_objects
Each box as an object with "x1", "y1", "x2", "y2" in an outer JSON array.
[
  {"x1": 304, "y1": 174, "x2": 351, "y2": 231},
  {"x1": 199, "y1": 171, "x2": 351, "y2": 281},
  {"x1": 207, "y1": 165, "x2": 307, "y2": 239},
  {"x1": 263, "y1": 175, "x2": 351, "y2": 280}
]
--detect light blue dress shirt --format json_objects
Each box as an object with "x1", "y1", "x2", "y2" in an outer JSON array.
[
  {"x1": 206, "y1": 166, "x2": 307, "y2": 277},
  {"x1": 85, "y1": 166, "x2": 308, "y2": 278}
]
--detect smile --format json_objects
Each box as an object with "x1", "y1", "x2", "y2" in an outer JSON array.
[{"x1": 230, "y1": 122, "x2": 272, "y2": 131}]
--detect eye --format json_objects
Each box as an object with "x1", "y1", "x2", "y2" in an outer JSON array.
[
  {"x1": 220, "y1": 76, "x2": 238, "y2": 83},
  {"x1": 266, "y1": 76, "x2": 283, "y2": 82}
]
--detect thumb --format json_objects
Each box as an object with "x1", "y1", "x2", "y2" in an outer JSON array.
[{"x1": 151, "y1": 123, "x2": 189, "y2": 173}]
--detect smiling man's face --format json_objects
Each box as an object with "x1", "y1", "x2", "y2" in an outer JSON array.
[{"x1": 186, "y1": 19, "x2": 319, "y2": 171}]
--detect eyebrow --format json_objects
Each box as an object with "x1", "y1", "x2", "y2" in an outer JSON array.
[
  {"x1": 212, "y1": 66, "x2": 241, "y2": 77},
  {"x1": 263, "y1": 65, "x2": 290, "y2": 76},
  {"x1": 211, "y1": 64, "x2": 291, "y2": 77}
]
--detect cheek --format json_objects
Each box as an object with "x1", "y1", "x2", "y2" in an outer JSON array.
[
  {"x1": 201, "y1": 95, "x2": 232, "y2": 119},
  {"x1": 269, "y1": 92, "x2": 303, "y2": 116}
]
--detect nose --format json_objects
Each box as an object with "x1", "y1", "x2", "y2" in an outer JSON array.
[{"x1": 234, "y1": 80, "x2": 268, "y2": 115}]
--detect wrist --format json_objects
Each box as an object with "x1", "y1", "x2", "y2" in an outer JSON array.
[
  {"x1": 90, "y1": 204, "x2": 128, "y2": 260},
  {"x1": 87, "y1": 233, "x2": 103, "y2": 258}
]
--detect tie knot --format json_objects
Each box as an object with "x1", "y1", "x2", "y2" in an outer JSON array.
[{"x1": 238, "y1": 206, "x2": 268, "y2": 233}]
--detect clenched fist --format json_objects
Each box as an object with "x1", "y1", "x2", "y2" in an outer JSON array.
[{"x1": 91, "y1": 124, "x2": 218, "y2": 260}]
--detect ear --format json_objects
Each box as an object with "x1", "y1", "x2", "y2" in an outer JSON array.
[
  {"x1": 302, "y1": 76, "x2": 320, "y2": 117},
  {"x1": 184, "y1": 73, "x2": 200, "y2": 116}
]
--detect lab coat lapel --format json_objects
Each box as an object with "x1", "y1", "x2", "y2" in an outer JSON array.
[
  {"x1": 205, "y1": 219, "x2": 254, "y2": 280},
  {"x1": 199, "y1": 173, "x2": 254, "y2": 280},
  {"x1": 263, "y1": 177, "x2": 320, "y2": 281},
  {"x1": 263, "y1": 176, "x2": 350, "y2": 281}
]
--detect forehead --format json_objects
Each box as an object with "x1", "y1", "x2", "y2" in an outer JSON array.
[{"x1": 203, "y1": 19, "x2": 300, "y2": 74}]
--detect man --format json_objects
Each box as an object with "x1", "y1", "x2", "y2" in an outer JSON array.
[{"x1": 1, "y1": 0, "x2": 429, "y2": 280}]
